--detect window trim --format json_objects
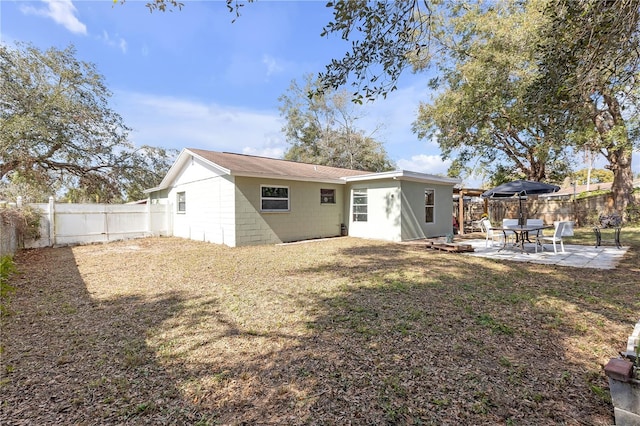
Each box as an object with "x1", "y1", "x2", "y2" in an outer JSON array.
[
  {"x1": 425, "y1": 188, "x2": 435, "y2": 223},
  {"x1": 352, "y1": 188, "x2": 368, "y2": 222},
  {"x1": 320, "y1": 188, "x2": 336, "y2": 204},
  {"x1": 260, "y1": 185, "x2": 290, "y2": 212},
  {"x1": 177, "y1": 191, "x2": 186, "y2": 214}
]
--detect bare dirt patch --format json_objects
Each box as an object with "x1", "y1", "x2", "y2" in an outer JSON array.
[{"x1": 1, "y1": 235, "x2": 638, "y2": 425}]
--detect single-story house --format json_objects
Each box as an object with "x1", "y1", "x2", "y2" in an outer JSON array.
[{"x1": 145, "y1": 148, "x2": 461, "y2": 247}]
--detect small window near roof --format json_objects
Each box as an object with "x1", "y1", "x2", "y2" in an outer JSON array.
[
  {"x1": 177, "y1": 191, "x2": 186, "y2": 213},
  {"x1": 261, "y1": 185, "x2": 289, "y2": 212},
  {"x1": 320, "y1": 188, "x2": 336, "y2": 204}
]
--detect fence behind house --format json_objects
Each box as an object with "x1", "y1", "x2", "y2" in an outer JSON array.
[{"x1": 0, "y1": 198, "x2": 169, "y2": 256}]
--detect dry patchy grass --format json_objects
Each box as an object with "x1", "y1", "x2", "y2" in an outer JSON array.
[{"x1": 1, "y1": 232, "x2": 639, "y2": 425}]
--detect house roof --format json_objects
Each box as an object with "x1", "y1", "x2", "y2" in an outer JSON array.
[
  {"x1": 189, "y1": 148, "x2": 371, "y2": 181},
  {"x1": 146, "y1": 148, "x2": 460, "y2": 192}
]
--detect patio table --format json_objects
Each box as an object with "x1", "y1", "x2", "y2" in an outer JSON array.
[{"x1": 493, "y1": 225, "x2": 553, "y2": 253}]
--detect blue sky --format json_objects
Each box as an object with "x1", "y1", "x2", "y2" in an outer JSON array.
[{"x1": 1, "y1": 0, "x2": 637, "y2": 188}]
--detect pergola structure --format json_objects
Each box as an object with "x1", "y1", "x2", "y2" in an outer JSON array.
[{"x1": 453, "y1": 187, "x2": 487, "y2": 235}]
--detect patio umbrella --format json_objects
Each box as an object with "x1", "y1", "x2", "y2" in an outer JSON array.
[{"x1": 481, "y1": 180, "x2": 560, "y2": 224}]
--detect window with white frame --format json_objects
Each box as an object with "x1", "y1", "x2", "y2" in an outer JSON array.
[
  {"x1": 425, "y1": 189, "x2": 435, "y2": 223},
  {"x1": 177, "y1": 191, "x2": 186, "y2": 213},
  {"x1": 261, "y1": 185, "x2": 289, "y2": 212},
  {"x1": 352, "y1": 188, "x2": 368, "y2": 222},
  {"x1": 320, "y1": 188, "x2": 336, "y2": 204}
]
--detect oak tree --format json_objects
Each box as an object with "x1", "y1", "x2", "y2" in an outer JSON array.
[
  {"x1": 412, "y1": 0, "x2": 573, "y2": 185},
  {"x1": 0, "y1": 43, "x2": 176, "y2": 203},
  {"x1": 533, "y1": 0, "x2": 640, "y2": 213},
  {"x1": 278, "y1": 74, "x2": 394, "y2": 172}
]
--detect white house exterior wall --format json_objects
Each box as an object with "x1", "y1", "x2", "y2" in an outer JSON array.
[
  {"x1": 346, "y1": 179, "x2": 454, "y2": 242},
  {"x1": 168, "y1": 156, "x2": 236, "y2": 246},
  {"x1": 234, "y1": 177, "x2": 344, "y2": 246},
  {"x1": 346, "y1": 180, "x2": 402, "y2": 242},
  {"x1": 400, "y1": 180, "x2": 453, "y2": 240}
]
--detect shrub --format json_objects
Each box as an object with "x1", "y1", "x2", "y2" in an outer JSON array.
[
  {"x1": 0, "y1": 205, "x2": 41, "y2": 243},
  {"x1": 0, "y1": 255, "x2": 17, "y2": 316}
]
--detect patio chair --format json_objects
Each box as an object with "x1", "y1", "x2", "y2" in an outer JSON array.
[
  {"x1": 502, "y1": 218, "x2": 519, "y2": 244},
  {"x1": 536, "y1": 221, "x2": 567, "y2": 253},
  {"x1": 554, "y1": 220, "x2": 574, "y2": 236},
  {"x1": 526, "y1": 218, "x2": 544, "y2": 240},
  {"x1": 480, "y1": 218, "x2": 503, "y2": 247}
]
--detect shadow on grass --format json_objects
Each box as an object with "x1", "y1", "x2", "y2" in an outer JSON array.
[
  {"x1": 2, "y1": 237, "x2": 638, "y2": 424},
  {"x1": 0, "y1": 247, "x2": 212, "y2": 424}
]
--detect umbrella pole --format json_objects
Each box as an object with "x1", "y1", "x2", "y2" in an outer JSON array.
[{"x1": 519, "y1": 196, "x2": 524, "y2": 226}]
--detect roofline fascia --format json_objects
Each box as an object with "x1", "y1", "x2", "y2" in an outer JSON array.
[
  {"x1": 231, "y1": 171, "x2": 347, "y2": 184},
  {"x1": 188, "y1": 149, "x2": 231, "y2": 176},
  {"x1": 343, "y1": 170, "x2": 461, "y2": 185},
  {"x1": 144, "y1": 148, "x2": 232, "y2": 192},
  {"x1": 143, "y1": 186, "x2": 161, "y2": 194}
]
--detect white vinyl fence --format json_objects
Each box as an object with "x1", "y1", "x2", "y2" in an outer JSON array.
[{"x1": 25, "y1": 198, "x2": 169, "y2": 249}]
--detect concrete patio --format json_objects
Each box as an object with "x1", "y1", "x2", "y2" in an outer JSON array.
[{"x1": 462, "y1": 239, "x2": 628, "y2": 270}]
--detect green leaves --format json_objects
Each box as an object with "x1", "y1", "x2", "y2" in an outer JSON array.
[
  {"x1": 319, "y1": 1, "x2": 435, "y2": 102},
  {"x1": 533, "y1": 0, "x2": 640, "y2": 210},
  {"x1": 0, "y1": 255, "x2": 17, "y2": 317},
  {"x1": 278, "y1": 74, "x2": 394, "y2": 172},
  {"x1": 0, "y1": 43, "x2": 175, "y2": 203},
  {"x1": 414, "y1": 1, "x2": 565, "y2": 181}
]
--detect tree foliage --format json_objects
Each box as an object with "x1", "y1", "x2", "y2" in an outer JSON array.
[
  {"x1": 319, "y1": 1, "x2": 437, "y2": 103},
  {"x1": 278, "y1": 74, "x2": 394, "y2": 172},
  {"x1": 0, "y1": 43, "x2": 176, "y2": 203},
  {"x1": 412, "y1": 0, "x2": 572, "y2": 184},
  {"x1": 573, "y1": 168, "x2": 614, "y2": 185},
  {"x1": 120, "y1": 0, "x2": 251, "y2": 18},
  {"x1": 532, "y1": 0, "x2": 640, "y2": 212}
]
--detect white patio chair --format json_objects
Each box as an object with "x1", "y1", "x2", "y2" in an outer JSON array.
[
  {"x1": 502, "y1": 218, "x2": 519, "y2": 244},
  {"x1": 536, "y1": 221, "x2": 567, "y2": 253},
  {"x1": 480, "y1": 218, "x2": 503, "y2": 247},
  {"x1": 554, "y1": 220, "x2": 574, "y2": 236},
  {"x1": 526, "y1": 218, "x2": 544, "y2": 239}
]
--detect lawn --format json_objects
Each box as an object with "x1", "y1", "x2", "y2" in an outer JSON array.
[{"x1": 1, "y1": 228, "x2": 639, "y2": 425}]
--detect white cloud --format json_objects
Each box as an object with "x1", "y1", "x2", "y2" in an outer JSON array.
[
  {"x1": 21, "y1": 0, "x2": 87, "y2": 35},
  {"x1": 262, "y1": 54, "x2": 284, "y2": 78},
  {"x1": 99, "y1": 30, "x2": 128, "y2": 54},
  {"x1": 397, "y1": 154, "x2": 451, "y2": 176},
  {"x1": 114, "y1": 91, "x2": 287, "y2": 157}
]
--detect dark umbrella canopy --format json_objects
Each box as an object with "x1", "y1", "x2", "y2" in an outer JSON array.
[
  {"x1": 480, "y1": 180, "x2": 560, "y2": 198},
  {"x1": 481, "y1": 180, "x2": 560, "y2": 225}
]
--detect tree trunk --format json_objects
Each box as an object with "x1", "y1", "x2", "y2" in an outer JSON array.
[
  {"x1": 591, "y1": 94, "x2": 635, "y2": 217},
  {"x1": 607, "y1": 146, "x2": 634, "y2": 216}
]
